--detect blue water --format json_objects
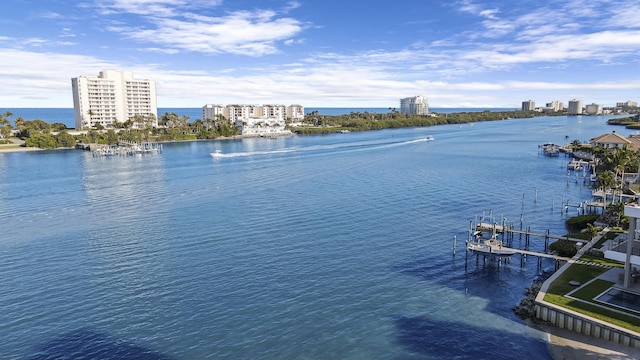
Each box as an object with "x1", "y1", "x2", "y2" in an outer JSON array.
[
  {"x1": 0, "y1": 114, "x2": 627, "y2": 359},
  {"x1": 0, "y1": 107, "x2": 517, "y2": 129}
]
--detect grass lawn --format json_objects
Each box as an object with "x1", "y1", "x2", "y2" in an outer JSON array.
[
  {"x1": 543, "y1": 263, "x2": 640, "y2": 333},
  {"x1": 579, "y1": 255, "x2": 625, "y2": 268}
]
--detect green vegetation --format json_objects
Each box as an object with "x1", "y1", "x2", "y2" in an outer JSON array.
[
  {"x1": 544, "y1": 264, "x2": 640, "y2": 332},
  {"x1": 549, "y1": 240, "x2": 578, "y2": 258},
  {"x1": 564, "y1": 214, "x2": 599, "y2": 233},
  {"x1": 0, "y1": 110, "x2": 243, "y2": 149},
  {"x1": 292, "y1": 110, "x2": 539, "y2": 134},
  {"x1": 607, "y1": 115, "x2": 640, "y2": 129}
]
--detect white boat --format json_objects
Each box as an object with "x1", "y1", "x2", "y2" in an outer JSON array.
[
  {"x1": 426, "y1": 135, "x2": 434, "y2": 141},
  {"x1": 467, "y1": 230, "x2": 515, "y2": 258}
]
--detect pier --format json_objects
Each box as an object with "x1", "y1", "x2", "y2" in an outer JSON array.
[
  {"x1": 90, "y1": 140, "x2": 163, "y2": 157},
  {"x1": 463, "y1": 217, "x2": 587, "y2": 269}
]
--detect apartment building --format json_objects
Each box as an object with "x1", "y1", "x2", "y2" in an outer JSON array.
[
  {"x1": 286, "y1": 105, "x2": 305, "y2": 121},
  {"x1": 568, "y1": 99, "x2": 583, "y2": 115},
  {"x1": 616, "y1": 101, "x2": 638, "y2": 108},
  {"x1": 201, "y1": 104, "x2": 304, "y2": 135},
  {"x1": 545, "y1": 101, "x2": 564, "y2": 112},
  {"x1": 585, "y1": 103, "x2": 603, "y2": 115},
  {"x1": 400, "y1": 96, "x2": 429, "y2": 115},
  {"x1": 521, "y1": 100, "x2": 535, "y2": 111},
  {"x1": 72, "y1": 70, "x2": 157, "y2": 130}
]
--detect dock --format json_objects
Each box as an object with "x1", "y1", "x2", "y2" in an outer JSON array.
[
  {"x1": 465, "y1": 217, "x2": 589, "y2": 269},
  {"x1": 90, "y1": 140, "x2": 163, "y2": 157}
]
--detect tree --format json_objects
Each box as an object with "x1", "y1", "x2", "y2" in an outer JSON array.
[
  {"x1": 25, "y1": 133, "x2": 57, "y2": 148},
  {"x1": 549, "y1": 240, "x2": 577, "y2": 258},
  {"x1": 0, "y1": 112, "x2": 12, "y2": 139},
  {"x1": 570, "y1": 139, "x2": 582, "y2": 152},
  {"x1": 583, "y1": 223, "x2": 602, "y2": 241},
  {"x1": 106, "y1": 129, "x2": 118, "y2": 145},
  {"x1": 597, "y1": 170, "x2": 617, "y2": 211},
  {"x1": 55, "y1": 131, "x2": 76, "y2": 148}
]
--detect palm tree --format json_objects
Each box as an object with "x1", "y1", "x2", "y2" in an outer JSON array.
[
  {"x1": 598, "y1": 170, "x2": 617, "y2": 211},
  {"x1": 584, "y1": 223, "x2": 602, "y2": 241}
]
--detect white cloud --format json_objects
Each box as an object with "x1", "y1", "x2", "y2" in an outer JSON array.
[
  {"x1": 2, "y1": 1, "x2": 640, "y2": 109},
  {"x1": 108, "y1": 10, "x2": 305, "y2": 56}
]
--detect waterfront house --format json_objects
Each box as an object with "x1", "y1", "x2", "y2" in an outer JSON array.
[{"x1": 589, "y1": 131, "x2": 640, "y2": 151}]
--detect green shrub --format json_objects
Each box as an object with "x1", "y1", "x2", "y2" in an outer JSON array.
[
  {"x1": 549, "y1": 239, "x2": 577, "y2": 258},
  {"x1": 565, "y1": 214, "x2": 599, "y2": 233}
]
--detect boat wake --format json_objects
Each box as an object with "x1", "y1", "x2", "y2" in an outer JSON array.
[{"x1": 210, "y1": 137, "x2": 433, "y2": 158}]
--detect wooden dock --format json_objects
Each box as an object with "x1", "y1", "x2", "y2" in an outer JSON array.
[
  {"x1": 466, "y1": 220, "x2": 585, "y2": 268},
  {"x1": 476, "y1": 222, "x2": 587, "y2": 243}
]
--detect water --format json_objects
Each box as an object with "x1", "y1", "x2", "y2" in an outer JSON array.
[{"x1": 0, "y1": 115, "x2": 628, "y2": 359}]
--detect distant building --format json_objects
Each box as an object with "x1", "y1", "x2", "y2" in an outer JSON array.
[
  {"x1": 585, "y1": 103, "x2": 603, "y2": 115},
  {"x1": 72, "y1": 70, "x2": 157, "y2": 130},
  {"x1": 568, "y1": 99, "x2": 583, "y2": 115},
  {"x1": 545, "y1": 101, "x2": 564, "y2": 112},
  {"x1": 522, "y1": 100, "x2": 535, "y2": 111},
  {"x1": 616, "y1": 101, "x2": 638, "y2": 108},
  {"x1": 400, "y1": 96, "x2": 429, "y2": 115},
  {"x1": 202, "y1": 104, "x2": 226, "y2": 121},
  {"x1": 201, "y1": 103, "x2": 303, "y2": 135},
  {"x1": 286, "y1": 105, "x2": 305, "y2": 121}
]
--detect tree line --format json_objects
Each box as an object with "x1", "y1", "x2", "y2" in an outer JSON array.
[
  {"x1": 0, "y1": 111, "x2": 241, "y2": 149},
  {"x1": 292, "y1": 110, "x2": 540, "y2": 134}
]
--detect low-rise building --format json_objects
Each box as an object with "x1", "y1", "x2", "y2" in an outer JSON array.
[
  {"x1": 201, "y1": 103, "x2": 302, "y2": 135},
  {"x1": 590, "y1": 131, "x2": 640, "y2": 150}
]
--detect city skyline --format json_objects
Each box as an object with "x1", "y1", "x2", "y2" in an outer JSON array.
[{"x1": 1, "y1": 0, "x2": 640, "y2": 108}]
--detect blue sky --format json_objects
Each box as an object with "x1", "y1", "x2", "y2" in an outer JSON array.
[{"x1": 1, "y1": 0, "x2": 639, "y2": 108}]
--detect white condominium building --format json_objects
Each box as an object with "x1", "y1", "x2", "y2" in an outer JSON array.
[
  {"x1": 521, "y1": 100, "x2": 535, "y2": 111},
  {"x1": 585, "y1": 103, "x2": 603, "y2": 115},
  {"x1": 400, "y1": 96, "x2": 429, "y2": 115},
  {"x1": 202, "y1": 104, "x2": 305, "y2": 122},
  {"x1": 616, "y1": 101, "x2": 638, "y2": 108},
  {"x1": 202, "y1": 104, "x2": 227, "y2": 121},
  {"x1": 286, "y1": 105, "x2": 305, "y2": 121},
  {"x1": 545, "y1": 101, "x2": 564, "y2": 112},
  {"x1": 72, "y1": 70, "x2": 157, "y2": 130},
  {"x1": 568, "y1": 99, "x2": 583, "y2": 115}
]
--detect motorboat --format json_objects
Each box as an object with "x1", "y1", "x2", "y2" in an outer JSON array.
[{"x1": 466, "y1": 231, "x2": 515, "y2": 258}]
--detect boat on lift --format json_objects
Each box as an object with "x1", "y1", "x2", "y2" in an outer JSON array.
[{"x1": 466, "y1": 224, "x2": 515, "y2": 258}]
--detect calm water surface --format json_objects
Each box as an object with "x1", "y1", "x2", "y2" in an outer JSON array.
[{"x1": 0, "y1": 115, "x2": 629, "y2": 359}]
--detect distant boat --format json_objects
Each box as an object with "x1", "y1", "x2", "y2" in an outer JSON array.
[
  {"x1": 426, "y1": 135, "x2": 434, "y2": 141},
  {"x1": 337, "y1": 130, "x2": 350, "y2": 133}
]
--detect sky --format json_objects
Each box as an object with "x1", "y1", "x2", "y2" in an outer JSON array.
[{"x1": 1, "y1": 0, "x2": 639, "y2": 108}]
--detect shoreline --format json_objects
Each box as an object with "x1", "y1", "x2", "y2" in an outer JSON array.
[
  {"x1": 539, "y1": 321, "x2": 640, "y2": 359},
  {"x1": 0, "y1": 131, "x2": 295, "y2": 154}
]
